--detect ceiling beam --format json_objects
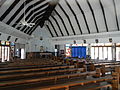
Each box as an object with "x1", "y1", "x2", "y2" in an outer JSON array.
[
  {"x1": 86, "y1": 0, "x2": 99, "y2": 33},
  {"x1": 20, "y1": 10, "x2": 45, "y2": 32},
  {"x1": 0, "y1": 0, "x2": 20, "y2": 21},
  {"x1": 27, "y1": 18, "x2": 42, "y2": 35},
  {"x1": 20, "y1": 26, "x2": 27, "y2": 32},
  {"x1": 52, "y1": 31, "x2": 120, "y2": 42},
  {"x1": 99, "y1": 0, "x2": 109, "y2": 32},
  {"x1": 28, "y1": 23, "x2": 39, "y2": 35},
  {"x1": 27, "y1": 18, "x2": 54, "y2": 37},
  {"x1": 51, "y1": 15, "x2": 64, "y2": 36},
  {"x1": 65, "y1": 0, "x2": 82, "y2": 35},
  {"x1": 46, "y1": 25, "x2": 54, "y2": 37},
  {"x1": 0, "y1": 0, "x2": 6, "y2": 7},
  {"x1": 12, "y1": 0, "x2": 46, "y2": 27},
  {"x1": 25, "y1": 2, "x2": 48, "y2": 22},
  {"x1": 24, "y1": 15, "x2": 44, "y2": 34},
  {"x1": 6, "y1": 0, "x2": 34, "y2": 25},
  {"x1": 75, "y1": 0, "x2": 90, "y2": 34},
  {"x1": 112, "y1": 0, "x2": 119, "y2": 31},
  {"x1": 48, "y1": 19, "x2": 58, "y2": 37},
  {"x1": 16, "y1": 2, "x2": 48, "y2": 32},
  {"x1": 54, "y1": 9, "x2": 69, "y2": 36},
  {"x1": 58, "y1": 4, "x2": 76, "y2": 35},
  {"x1": 39, "y1": 0, "x2": 59, "y2": 27}
]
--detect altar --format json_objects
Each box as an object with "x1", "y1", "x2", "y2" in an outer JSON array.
[{"x1": 40, "y1": 52, "x2": 52, "y2": 58}]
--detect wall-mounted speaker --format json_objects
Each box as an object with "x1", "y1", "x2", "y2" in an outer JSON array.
[
  {"x1": 83, "y1": 40, "x2": 86, "y2": 44},
  {"x1": 109, "y1": 38, "x2": 112, "y2": 43},
  {"x1": 7, "y1": 36, "x2": 11, "y2": 41},
  {"x1": 55, "y1": 45, "x2": 59, "y2": 49},
  {"x1": 15, "y1": 38, "x2": 18, "y2": 42},
  {"x1": 73, "y1": 40, "x2": 76, "y2": 44},
  {"x1": 40, "y1": 37, "x2": 43, "y2": 40},
  {"x1": 95, "y1": 39, "x2": 98, "y2": 43}
]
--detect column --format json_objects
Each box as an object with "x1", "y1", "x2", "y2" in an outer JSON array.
[{"x1": 112, "y1": 43, "x2": 116, "y2": 61}]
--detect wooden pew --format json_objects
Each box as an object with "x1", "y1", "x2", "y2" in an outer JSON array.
[
  {"x1": 0, "y1": 69, "x2": 100, "y2": 87},
  {"x1": 0, "y1": 65, "x2": 75, "y2": 74},
  {"x1": 35, "y1": 77, "x2": 113, "y2": 90},
  {"x1": 5, "y1": 57, "x2": 64, "y2": 67},
  {"x1": 2, "y1": 63, "x2": 119, "y2": 90},
  {"x1": 94, "y1": 62, "x2": 120, "y2": 66},
  {"x1": 1, "y1": 62, "x2": 119, "y2": 90},
  {"x1": 94, "y1": 65, "x2": 120, "y2": 89},
  {"x1": 35, "y1": 72, "x2": 119, "y2": 90},
  {"x1": 86, "y1": 63, "x2": 120, "y2": 79},
  {"x1": 105, "y1": 65, "x2": 120, "y2": 69},
  {"x1": 98, "y1": 65, "x2": 120, "y2": 84},
  {"x1": 0, "y1": 68, "x2": 84, "y2": 80},
  {"x1": 0, "y1": 65, "x2": 64, "y2": 71},
  {"x1": 87, "y1": 63, "x2": 95, "y2": 71},
  {"x1": 112, "y1": 72, "x2": 119, "y2": 89}
]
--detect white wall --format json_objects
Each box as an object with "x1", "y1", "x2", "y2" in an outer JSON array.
[
  {"x1": 0, "y1": 21, "x2": 32, "y2": 45},
  {"x1": 52, "y1": 31, "x2": 120, "y2": 53},
  {"x1": 0, "y1": 22, "x2": 55, "y2": 52},
  {"x1": 59, "y1": 44, "x2": 65, "y2": 50},
  {"x1": 28, "y1": 26, "x2": 54, "y2": 52},
  {"x1": 52, "y1": 31, "x2": 120, "y2": 45},
  {"x1": 0, "y1": 31, "x2": 27, "y2": 44}
]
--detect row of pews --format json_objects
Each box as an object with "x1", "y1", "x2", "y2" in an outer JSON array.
[
  {"x1": 4, "y1": 56, "x2": 63, "y2": 67},
  {"x1": 0, "y1": 62, "x2": 120, "y2": 90}
]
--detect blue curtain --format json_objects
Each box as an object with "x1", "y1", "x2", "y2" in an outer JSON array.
[{"x1": 71, "y1": 46, "x2": 86, "y2": 58}]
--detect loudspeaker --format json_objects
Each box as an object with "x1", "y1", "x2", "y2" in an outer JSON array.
[
  {"x1": 40, "y1": 37, "x2": 43, "y2": 40},
  {"x1": 55, "y1": 45, "x2": 59, "y2": 49},
  {"x1": 15, "y1": 38, "x2": 18, "y2": 42},
  {"x1": 7, "y1": 36, "x2": 11, "y2": 41},
  {"x1": 83, "y1": 40, "x2": 86, "y2": 44},
  {"x1": 109, "y1": 38, "x2": 112, "y2": 43},
  {"x1": 95, "y1": 39, "x2": 98, "y2": 43},
  {"x1": 73, "y1": 40, "x2": 76, "y2": 44}
]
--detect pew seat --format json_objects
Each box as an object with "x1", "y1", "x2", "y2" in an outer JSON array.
[
  {"x1": 0, "y1": 68, "x2": 84, "y2": 80},
  {"x1": 0, "y1": 65, "x2": 75, "y2": 75},
  {"x1": 34, "y1": 76, "x2": 113, "y2": 90},
  {"x1": 0, "y1": 71, "x2": 97, "y2": 87}
]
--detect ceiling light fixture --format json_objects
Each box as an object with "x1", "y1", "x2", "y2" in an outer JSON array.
[{"x1": 17, "y1": 0, "x2": 35, "y2": 27}]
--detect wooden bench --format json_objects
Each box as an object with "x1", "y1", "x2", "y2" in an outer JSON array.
[
  {"x1": 99, "y1": 65, "x2": 120, "y2": 76},
  {"x1": 94, "y1": 62, "x2": 120, "y2": 66},
  {"x1": 0, "y1": 68, "x2": 84, "y2": 80},
  {"x1": 70, "y1": 83, "x2": 112, "y2": 90},
  {"x1": 88, "y1": 62, "x2": 120, "y2": 72},
  {"x1": 35, "y1": 72, "x2": 119, "y2": 90},
  {"x1": 5, "y1": 57, "x2": 64, "y2": 67},
  {"x1": 0, "y1": 69, "x2": 100, "y2": 87},
  {"x1": 1, "y1": 64, "x2": 119, "y2": 90},
  {"x1": 0, "y1": 65, "x2": 75, "y2": 74},
  {"x1": 0, "y1": 64, "x2": 73, "y2": 70},
  {"x1": 37, "y1": 76, "x2": 113, "y2": 90},
  {"x1": 86, "y1": 63, "x2": 120, "y2": 80}
]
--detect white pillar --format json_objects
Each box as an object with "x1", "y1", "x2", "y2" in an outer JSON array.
[
  {"x1": 112, "y1": 43, "x2": 116, "y2": 61},
  {"x1": 2, "y1": 46, "x2": 4, "y2": 62},
  {"x1": 87, "y1": 44, "x2": 91, "y2": 56},
  {"x1": 7, "y1": 47, "x2": 10, "y2": 61}
]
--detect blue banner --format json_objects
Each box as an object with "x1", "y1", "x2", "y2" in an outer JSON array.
[{"x1": 71, "y1": 46, "x2": 86, "y2": 58}]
